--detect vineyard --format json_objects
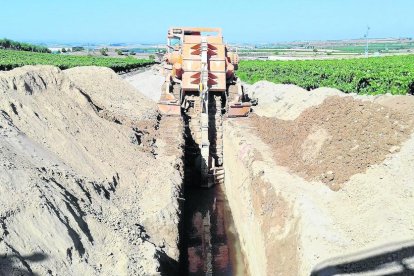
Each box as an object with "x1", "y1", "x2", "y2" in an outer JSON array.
[
  {"x1": 0, "y1": 49, "x2": 154, "y2": 72},
  {"x1": 238, "y1": 55, "x2": 414, "y2": 95}
]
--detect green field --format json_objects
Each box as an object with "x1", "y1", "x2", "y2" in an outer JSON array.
[
  {"x1": 238, "y1": 55, "x2": 414, "y2": 95},
  {"x1": 331, "y1": 43, "x2": 414, "y2": 53},
  {"x1": 0, "y1": 49, "x2": 155, "y2": 72}
]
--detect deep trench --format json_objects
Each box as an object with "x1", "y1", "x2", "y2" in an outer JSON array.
[{"x1": 178, "y1": 114, "x2": 248, "y2": 275}]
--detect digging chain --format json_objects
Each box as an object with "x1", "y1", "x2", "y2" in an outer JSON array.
[
  {"x1": 209, "y1": 94, "x2": 223, "y2": 167},
  {"x1": 189, "y1": 99, "x2": 202, "y2": 146}
]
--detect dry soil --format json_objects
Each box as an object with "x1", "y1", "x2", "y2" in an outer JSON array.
[
  {"x1": 0, "y1": 66, "x2": 183, "y2": 275},
  {"x1": 225, "y1": 80, "x2": 414, "y2": 276}
]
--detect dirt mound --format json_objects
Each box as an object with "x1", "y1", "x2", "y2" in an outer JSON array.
[
  {"x1": 375, "y1": 95, "x2": 414, "y2": 115},
  {"x1": 246, "y1": 81, "x2": 344, "y2": 119},
  {"x1": 225, "y1": 115, "x2": 414, "y2": 276},
  {"x1": 0, "y1": 66, "x2": 183, "y2": 275},
  {"x1": 65, "y1": 66, "x2": 158, "y2": 126},
  {"x1": 253, "y1": 96, "x2": 414, "y2": 188},
  {"x1": 0, "y1": 66, "x2": 66, "y2": 95}
]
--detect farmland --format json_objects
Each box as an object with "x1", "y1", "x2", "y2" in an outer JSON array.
[
  {"x1": 238, "y1": 55, "x2": 414, "y2": 95},
  {"x1": 0, "y1": 49, "x2": 154, "y2": 72},
  {"x1": 2, "y1": 36, "x2": 414, "y2": 276}
]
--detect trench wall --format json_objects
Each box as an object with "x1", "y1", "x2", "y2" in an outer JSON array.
[{"x1": 223, "y1": 119, "x2": 302, "y2": 276}]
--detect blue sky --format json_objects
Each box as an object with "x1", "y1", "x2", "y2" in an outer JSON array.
[{"x1": 1, "y1": 0, "x2": 413, "y2": 44}]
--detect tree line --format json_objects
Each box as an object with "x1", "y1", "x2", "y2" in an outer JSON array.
[{"x1": 0, "y1": 38, "x2": 51, "y2": 53}]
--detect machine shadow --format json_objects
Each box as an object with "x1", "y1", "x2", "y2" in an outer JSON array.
[
  {"x1": 0, "y1": 252, "x2": 48, "y2": 276},
  {"x1": 311, "y1": 241, "x2": 414, "y2": 276},
  {"x1": 134, "y1": 222, "x2": 179, "y2": 275},
  {"x1": 155, "y1": 248, "x2": 179, "y2": 276}
]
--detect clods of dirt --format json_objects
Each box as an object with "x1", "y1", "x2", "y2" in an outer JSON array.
[{"x1": 252, "y1": 96, "x2": 414, "y2": 188}]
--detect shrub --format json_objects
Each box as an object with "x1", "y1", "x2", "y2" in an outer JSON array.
[
  {"x1": 100, "y1": 48, "x2": 108, "y2": 56},
  {"x1": 72, "y1": 46, "x2": 85, "y2": 52}
]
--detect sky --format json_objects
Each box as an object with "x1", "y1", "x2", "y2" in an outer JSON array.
[{"x1": 1, "y1": 0, "x2": 413, "y2": 44}]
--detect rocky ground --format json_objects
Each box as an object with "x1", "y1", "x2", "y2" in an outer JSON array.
[{"x1": 0, "y1": 66, "x2": 183, "y2": 275}]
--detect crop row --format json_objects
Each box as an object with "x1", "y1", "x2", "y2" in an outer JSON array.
[
  {"x1": 238, "y1": 55, "x2": 414, "y2": 95},
  {"x1": 0, "y1": 49, "x2": 155, "y2": 72}
]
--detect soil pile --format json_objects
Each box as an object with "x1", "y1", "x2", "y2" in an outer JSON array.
[
  {"x1": 225, "y1": 80, "x2": 414, "y2": 275},
  {"x1": 0, "y1": 66, "x2": 183, "y2": 275},
  {"x1": 224, "y1": 113, "x2": 414, "y2": 275},
  {"x1": 253, "y1": 96, "x2": 414, "y2": 188},
  {"x1": 66, "y1": 67, "x2": 158, "y2": 126},
  {"x1": 246, "y1": 81, "x2": 344, "y2": 119}
]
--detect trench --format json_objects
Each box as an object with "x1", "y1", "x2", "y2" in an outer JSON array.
[{"x1": 178, "y1": 116, "x2": 249, "y2": 275}]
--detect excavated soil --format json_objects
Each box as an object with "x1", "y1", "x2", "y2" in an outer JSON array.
[
  {"x1": 223, "y1": 80, "x2": 414, "y2": 275},
  {"x1": 0, "y1": 66, "x2": 183, "y2": 275},
  {"x1": 3, "y1": 64, "x2": 414, "y2": 276},
  {"x1": 252, "y1": 96, "x2": 414, "y2": 188}
]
